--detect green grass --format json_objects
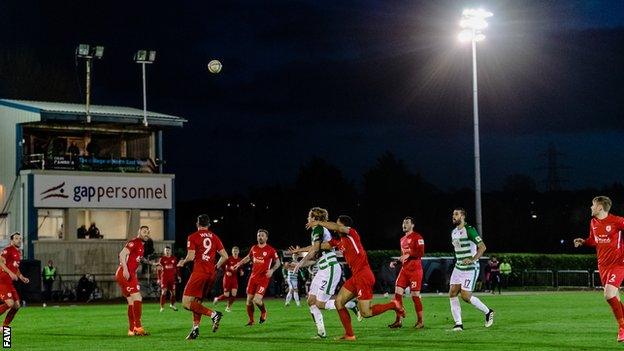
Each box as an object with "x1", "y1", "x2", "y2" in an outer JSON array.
[{"x1": 6, "y1": 291, "x2": 622, "y2": 350}]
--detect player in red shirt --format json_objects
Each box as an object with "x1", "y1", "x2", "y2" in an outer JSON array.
[
  {"x1": 156, "y1": 246, "x2": 180, "y2": 312},
  {"x1": 307, "y1": 215, "x2": 404, "y2": 341},
  {"x1": 177, "y1": 214, "x2": 228, "y2": 339},
  {"x1": 574, "y1": 196, "x2": 624, "y2": 342},
  {"x1": 115, "y1": 226, "x2": 151, "y2": 336},
  {"x1": 388, "y1": 216, "x2": 425, "y2": 329},
  {"x1": 233, "y1": 229, "x2": 281, "y2": 325},
  {"x1": 0, "y1": 232, "x2": 30, "y2": 327},
  {"x1": 213, "y1": 246, "x2": 243, "y2": 312}
]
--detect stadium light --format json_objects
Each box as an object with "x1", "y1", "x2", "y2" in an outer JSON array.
[
  {"x1": 75, "y1": 44, "x2": 105, "y2": 123},
  {"x1": 134, "y1": 50, "x2": 157, "y2": 127},
  {"x1": 458, "y1": 9, "x2": 492, "y2": 237}
]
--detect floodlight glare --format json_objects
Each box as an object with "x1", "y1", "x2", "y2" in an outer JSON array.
[
  {"x1": 458, "y1": 8, "x2": 493, "y2": 42},
  {"x1": 134, "y1": 49, "x2": 156, "y2": 64}
]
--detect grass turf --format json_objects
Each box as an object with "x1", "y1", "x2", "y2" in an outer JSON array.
[{"x1": 5, "y1": 291, "x2": 621, "y2": 350}]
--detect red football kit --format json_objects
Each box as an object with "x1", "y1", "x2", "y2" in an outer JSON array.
[
  {"x1": 158, "y1": 255, "x2": 179, "y2": 290},
  {"x1": 115, "y1": 237, "x2": 144, "y2": 297},
  {"x1": 0, "y1": 245, "x2": 21, "y2": 302},
  {"x1": 246, "y1": 244, "x2": 278, "y2": 296},
  {"x1": 222, "y1": 256, "x2": 242, "y2": 291},
  {"x1": 395, "y1": 231, "x2": 425, "y2": 291},
  {"x1": 329, "y1": 227, "x2": 375, "y2": 300},
  {"x1": 183, "y1": 229, "x2": 224, "y2": 298},
  {"x1": 584, "y1": 214, "x2": 624, "y2": 287}
]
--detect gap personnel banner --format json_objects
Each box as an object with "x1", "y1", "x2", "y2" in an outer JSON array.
[{"x1": 34, "y1": 174, "x2": 173, "y2": 209}]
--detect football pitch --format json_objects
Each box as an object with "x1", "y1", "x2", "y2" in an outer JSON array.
[{"x1": 6, "y1": 291, "x2": 620, "y2": 351}]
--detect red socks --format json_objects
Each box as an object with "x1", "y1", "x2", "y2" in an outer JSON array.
[
  {"x1": 371, "y1": 301, "x2": 396, "y2": 316},
  {"x1": 216, "y1": 294, "x2": 228, "y2": 301},
  {"x1": 127, "y1": 305, "x2": 135, "y2": 330},
  {"x1": 228, "y1": 296, "x2": 236, "y2": 307},
  {"x1": 394, "y1": 293, "x2": 403, "y2": 307},
  {"x1": 337, "y1": 308, "x2": 355, "y2": 337},
  {"x1": 190, "y1": 300, "x2": 214, "y2": 316},
  {"x1": 170, "y1": 291, "x2": 176, "y2": 305},
  {"x1": 2, "y1": 308, "x2": 18, "y2": 327},
  {"x1": 412, "y1": 296, "x2": 423, "y2": 323},
  {"x1": 133, "y1": 301, "x2": 142, "y2": 328},
  {"x1": 607, "y1": 297, "x2": 624, "y2": 328},
  {"x1": 246, "y1": 304, "x2": 255, "y2": 322},
  {"x1": 193, "y1": 312, "x2": 201, "y2": 326},
  {"x1": 160, "y1": 294, "x2": 166, "y2": 308}
]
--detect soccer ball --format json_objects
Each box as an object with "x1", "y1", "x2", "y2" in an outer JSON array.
[{"x1": 208, "y1": 60, "x2": 222, "y2": 74}]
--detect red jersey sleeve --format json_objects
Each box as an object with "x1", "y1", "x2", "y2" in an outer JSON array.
[
  {"x1": 328, "y1": 238, "x2": 340, "y2": 247},
  {"x1": 411, "y1": 234, "x2": 425, "y2": 258},
  {"x1": 615, "y1": 215, "x2": 624, "y2": 231},
  {"x1": 585, "y1": 223, "x2": 596, "y2": 247},
  {"x1": 187, "y1": 234, "x2": 198, "y2": 251}
]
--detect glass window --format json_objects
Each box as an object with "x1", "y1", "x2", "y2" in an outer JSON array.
[
  {"x1": 140, "y1": 210, "x2": 164, "y2": 241},
  {"x1": 37, "y1": 209, "x2": 64, "y2": 240},
  {"x1": 77, "y1": 210, "x2": 130, "y2": 240}
]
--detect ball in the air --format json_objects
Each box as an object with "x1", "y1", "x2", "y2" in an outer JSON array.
[{"x1": 208, "y1": 60, "x2": 222, "y2": 74}]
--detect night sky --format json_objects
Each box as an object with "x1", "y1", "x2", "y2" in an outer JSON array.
[{"x1": 1, "y1": 0, "x2": 623, "y2": 201}]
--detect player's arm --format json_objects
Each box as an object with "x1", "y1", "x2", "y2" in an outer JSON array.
[
  {"x1": 413, "y1": 236, "x2": 425, "y2": 259},
  {"x1": 215, "y1": 248, "x2": 228, "y2": 270},
  {"x1": 177, "y1": 249, "x2": 195, "y2": 267},
  {"x1": 462, "y1": 228, "x2": 486, "y2": 265},
  {"x1": 0, "y1": 256, "x2": 17, "y2": 281},
  {"x1": 233, "y1": 252, "x2": 251, "y2": 269},
  {"x1": 574, "y1": 224, "x2": 596, "y2": 247},
  {"x1": 267, "y1": 256, "x2": 281, "y2": 277},
  {"x1": 306, "y1": 220, "x2": 349, "y2": 234},
  {"x1": 119, "y1": 247, "x2": 131, "y2": 279}
]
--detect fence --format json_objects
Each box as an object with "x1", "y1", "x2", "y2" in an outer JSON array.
[{"x1": 522, "y1": 270, "x2": 598, "y2": 289}]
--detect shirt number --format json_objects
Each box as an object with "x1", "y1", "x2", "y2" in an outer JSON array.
[{"x1": 202, "y1": 238, "x2": 212, "y2": 261}]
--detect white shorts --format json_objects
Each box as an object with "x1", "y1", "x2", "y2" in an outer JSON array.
[
  {"x1": 450, "y1": 267, "x2": 480, "y2": 292},
  {"x1": 309, "y1": 263, "x2": 342, "y2": 302},
  {"x1": 286, "y1": 276, "x2": 298, "y2": 289}
]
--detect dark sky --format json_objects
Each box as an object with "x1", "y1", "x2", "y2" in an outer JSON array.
[{"x1": 1, "y1": 0, "x2": 623, "y2": 200}]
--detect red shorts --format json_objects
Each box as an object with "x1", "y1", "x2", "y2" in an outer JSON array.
[
  {"x1": 115, "y1": 267, "x2": 140, "y2": 297},
  {"x1": 343, "y1": 268, "x2": 375, "y2": 300},
  {"x1": 246, "y1": 274, "x2": 270, "y2": 296},
  {"x1": 599, "y1": 266, "x2": 624, "y2": 287},
  {"x1": 223, "y1": 272, "x2": 238, "y2": 291},
  {"x1": 395, "y1": 267, "x2": 423, "y2": 291},
  {"x1": 0, "y1": 280, "x2": 19, "y2": 302},
  {"x1": 160, "y1": 277, "x2": 177, "y2": 291},
  {"x1": 183, "y1": 271, "x2": 216, "y2": 299}
]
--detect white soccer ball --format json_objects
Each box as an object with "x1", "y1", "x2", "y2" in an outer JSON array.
[{"x1": 208, "y1": 60, "x2": 222, "y2": 74}]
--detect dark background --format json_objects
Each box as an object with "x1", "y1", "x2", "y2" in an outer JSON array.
[{"x1": 1, "y1": 0, "x2": 623, "y2": 253}]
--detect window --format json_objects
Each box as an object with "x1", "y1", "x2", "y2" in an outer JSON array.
[
  {"x1": 140, "y1": 210, "x2": 164, "y2": 241},
  {"x1": 77, "y1": 210, "x2": 130, "y2": 240},
  {"x1": 38, "y1": 209, "x2": 64, "y2": 240}
]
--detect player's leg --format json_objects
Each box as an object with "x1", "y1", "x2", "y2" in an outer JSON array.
[
  {"x1": 285, "y1": 279, "x2": 294, "y2": 306},
  {"x1": 245, "y1": 293, "x2": 255, "y2": 325},
  {"x1": 602, "y1": 268, "x2": 624, "y2": 341},
  {"x1": 308, "y1": 269, "x2": 328, "y2": 337},
  {"x1": 169, "y1": 283, "x2": 178, "y2": 310},
  {"x1": 458, "y1": 267, "x2": 494, "y2": 327},
  {"x1": 128, "y1": 292, "x2": 149, "y2": 335},
  {"x1": 411, "y1": 269, "x2": 424, "y2": 328},
  {"x1": 292, "y1": 280, "x2": 301, "y2": 306},
  {"x1": 227, "y1": 288, "x2": 237, "y2": 311},
  {"x1": 388, "y1": 269, "x2": 408, "y2": 328},
  {"x1": 449, "y1": 267, "x2": 465, "y2": 330},
  {"x1": 214, "y1": 278, "x2": 230, "y2": 304},
  {"x1": 334, "y1": 286, "x2": 357, "y2": 340},
  {"x1": 1, "y1": 297, "x2": 19, "y2": 327},
  {"x1": 159, "y1": 287, "x2": 167, "y2": 311},
  {"x1": 253, "y1": 290, "x2": 268, "y2": 323}
]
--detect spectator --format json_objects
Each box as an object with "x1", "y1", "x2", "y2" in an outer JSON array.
[
  {"x1": 87, "y1": 223, "x2": 102, "y2": 239},
  {"x1": 77, "y1": 225, "x2": 87, "y2": 239},
  {"x1": 68, "y1": 142, "x2": 80, "y2": 157},
  {"x1": 42, "y1": 260, "x2": 57, "y2": 307},
  {"x1": 380, "y1": 258, "x2": 399, "y2": 297},
  {"x1": 488, "y1": 256, "x2": 501, "y2": 294},
  {"x1": 500, "y1": 260, "x2": 512, "y2": 289},
  {"x1": 76, "y1": 274, "x2": 95, "y2": 302},
  {"x1": 86, "y1": 140, "x2": 100, "y2": 157}
]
